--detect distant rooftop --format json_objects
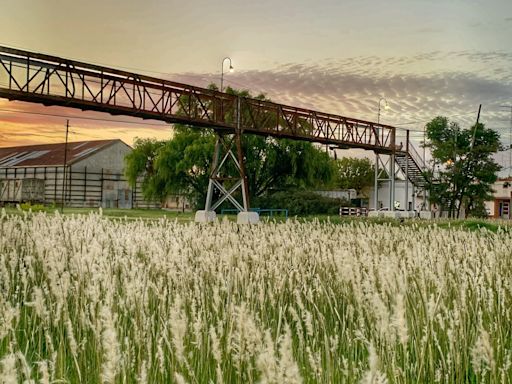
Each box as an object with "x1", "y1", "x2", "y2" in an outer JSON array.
[{"x1": 0, "y1": 139, "x2": 129, "y2": 167}]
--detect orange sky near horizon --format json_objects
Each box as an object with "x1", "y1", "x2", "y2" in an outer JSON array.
[{"x1": 0, "y1": 99, "x2": 173, "y2": 148}]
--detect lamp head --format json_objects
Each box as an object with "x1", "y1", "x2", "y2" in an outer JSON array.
[{"x1": 229, "y1": 65, "x2": 234, "y2": 73}]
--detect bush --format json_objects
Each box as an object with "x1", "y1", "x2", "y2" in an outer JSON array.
[
  {"x1": 20, "y1": 202, "x2": 46, "y2": 212},
  {"x1": 253, "y1": 190, "x2": 351, "y2": 216}
]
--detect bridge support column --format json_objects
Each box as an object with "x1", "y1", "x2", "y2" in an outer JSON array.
[
  {"x1": 195, "y1": 98, "x2": 259, "y2": 224},
  {"x1": 374, "y1": 153, "x2": 379, "y2": 210},
  {"x1": 390, "y1": 152, "x2": 395, "y2": 211},
  {"x1": 371, "y1": 152, "x2": 397, "y2": 217},
  {"x1": 404, "y1": 130, "x2": 409, "y2": 211}
]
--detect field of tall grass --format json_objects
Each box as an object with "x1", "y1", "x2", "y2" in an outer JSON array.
[{"x1": 0, "y1": 210, "x2": 511, "y2": 383}]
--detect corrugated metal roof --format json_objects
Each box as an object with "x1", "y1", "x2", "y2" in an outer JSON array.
[{"x1": 0, "y1": 139, "x2": 128, "y2": 167}]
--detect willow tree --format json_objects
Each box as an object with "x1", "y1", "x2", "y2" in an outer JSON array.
[{"x1": 125, "y1": 86, "x2": 335, "y2": 208}]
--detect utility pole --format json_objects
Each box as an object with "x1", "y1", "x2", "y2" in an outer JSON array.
[
  {"x1": 470, "y1": 104, "x2": 482, "y2": 150},
  {"x1": 61, "y1": 120, "x2": 69, "y2": 213},
  {"x1": 501, "y1": 105, "x2": 512, "y2": 177}
]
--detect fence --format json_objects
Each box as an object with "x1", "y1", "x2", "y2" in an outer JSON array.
[
  {"x1": 0, "y1": 166, "x2": 159, "y2": 208},
  {"x1": 339, "y1": 207, "x2": 368, "y2": 217}
]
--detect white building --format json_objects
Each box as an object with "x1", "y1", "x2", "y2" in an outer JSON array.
[
  {"x1": 485, "y1": 178, "x2": 512, "y2": 219},
  {"x1": 369, "y1": 179, "x2": 426, "y2": 211}
]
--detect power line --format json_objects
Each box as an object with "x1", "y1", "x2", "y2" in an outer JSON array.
[
  {"x1": 394, "y1": 111, "x2": 478, "y2": 127},
  {"x1": 0, "y1": 107, "x2": 169, "y2": 127}
]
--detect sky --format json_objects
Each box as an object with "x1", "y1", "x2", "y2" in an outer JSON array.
[{"x1": 0, "y1": 0, "x2": 511, "y2": 169}]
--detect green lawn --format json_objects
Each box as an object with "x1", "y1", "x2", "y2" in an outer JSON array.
[{"x1": 2, "y1": 206, "x2": 195, "y2": 222}]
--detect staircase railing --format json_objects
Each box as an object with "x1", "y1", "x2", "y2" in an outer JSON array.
[{"x1": 406, "y1": 143, "x2": 426, "y2": 173}]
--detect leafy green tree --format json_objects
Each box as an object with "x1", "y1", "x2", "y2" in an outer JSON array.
[
  {"x1": 333, "y1": 157, "x2": 374, "y2": 197},
  {"x1": 424, "y1": 116, "x2": 501, "y2": 218},
  {"x1": 125, "y1": 87, "x2": 336, "y2": 208},
  {"x1": 124, "y1": 138, "x2": 166, "y2": 200}
]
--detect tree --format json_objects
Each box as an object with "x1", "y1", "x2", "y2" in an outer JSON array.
[
  {"x1": 124, "y1": 138, "x2": 166, "y2": 200},
  {"x1": 125, "y1": 87, "x2": 336, "y2": 208},
  {"x1": 333, "y1": 157, "x2": 374, "y2": 197},
  {"x1": 424, "y1": 116, "x2": 501, "y2": 218}
]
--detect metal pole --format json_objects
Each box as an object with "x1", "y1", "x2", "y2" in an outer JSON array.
[
  {"x1": 235, "y1": 96, "x2": 250, "y2": 211},
  {"x1": 390, "y1": 153, "x2": 395, "y2": 211},
  {"x1": 374, "y1": 153, "x2": 379, "y2": 210},
  {"x1": 205, "y1": 138, "x2": 220, "y2": 211},
  {"x1": 412, "y1": 185, "x2": 416, "y2": 214},
  {"x1": 374, "y1": 97, "x2": 387, "y2": 211},
  {"x1": 61, "y1": 120, "x2": 69, "y2": 213},
  {"x1": 390, "y1": 126, "x2": 396, "y2": 211},
  {"x1": 423, "y1": 124, "x2": 427, "y2": 211},
  {"x1": 405, "y1": 130, "x2": 409, "y2": 211},
  {"x1": 220, "y1": 57, "x2": 232, "y2": 93},
  {"x1": 470, "y1": 104, "x2": 482, "y2": 150}
]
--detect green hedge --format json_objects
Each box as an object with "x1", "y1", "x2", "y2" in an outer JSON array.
[{"x1": 253, "y1": 190, "x2": 351, "y2": 216}]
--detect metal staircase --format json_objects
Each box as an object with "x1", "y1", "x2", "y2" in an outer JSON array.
[{"x1": 395, "y1": 143, "x2": 428, "y2": 188}]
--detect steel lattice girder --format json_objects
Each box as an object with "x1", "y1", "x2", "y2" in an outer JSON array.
[{"x1": 0, "y1": 46, "x2": 397, "y2": 154}]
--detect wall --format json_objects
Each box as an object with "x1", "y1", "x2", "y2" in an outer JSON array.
[
  {"x1": 71, "y1": 140, "x2": 131, "y2": 207},
  {"x1": 369, "y1": 180, "x2": 425, "y2": 211},
  {"x1": 72, "y1": 140, "x2": 131, "y2": 172},
  {"x1": 485, "y1": 178, "x2": 512, "y2": 218}
]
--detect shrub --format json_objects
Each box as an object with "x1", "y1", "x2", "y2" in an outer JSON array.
[
  {"x1": 19, "y1": 202, "x2": 46, "y2": 212},
  {"x1": 253, "y1": 190, "x2": 351, "y2": 215}
]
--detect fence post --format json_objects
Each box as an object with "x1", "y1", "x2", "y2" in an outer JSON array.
[
  {"x1": 54, "y1": 167, "x2": 58, "y2": 202},
  {"x1": 84, "y1": 167, "x2": 87, "y2": 203},
  {"x1": 68, "y1": 166, "x2": 72, "y2": 205},
  {"x1": 43, "y1": 167, "x2": 47, "y2": 203},
  {"x1": 100, "y1": 168, "x2": 104, "y2": 207}
]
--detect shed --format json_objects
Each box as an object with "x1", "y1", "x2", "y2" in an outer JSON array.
[{"x1": 0, "y1": 139, "x2": 156, "y2": 208}]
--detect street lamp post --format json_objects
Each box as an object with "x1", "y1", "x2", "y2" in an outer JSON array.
[
  {"x1": 377, "y1": 97, "x2": 389, "y2": 125},
  {"x1": 220, "y1": 57, "x2": 233, "y2": 93},
  {"x1": 374, "y1": 97, "x2": 389, "y2": 211}
]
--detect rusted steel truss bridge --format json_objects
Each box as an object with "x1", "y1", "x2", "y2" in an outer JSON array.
[{"x1": 0, "y1": 46, "x2": 427, "y2": 220}]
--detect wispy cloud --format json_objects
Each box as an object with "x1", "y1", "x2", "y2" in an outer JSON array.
[
  {"x1": 171, "y1": 51, "x2": 512, "y2": 155},
  {"x1": 175, "y1": 51, "x2": 511, "y2": 131}
]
